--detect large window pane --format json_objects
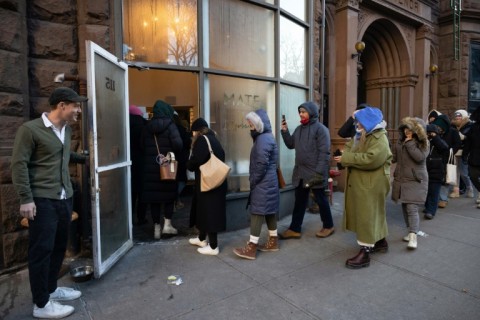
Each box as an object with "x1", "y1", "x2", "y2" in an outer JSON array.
[
  {"x1": 209, "y1": 0, "x2": 274, "y2": 77},
  {"x1": 469, "y1": 42, "x2": 480, "y2": 113},
  {"x1": 280, "y1": 0, "x2": 306, "y2": 21},
  {"x1": 280, "y1": 17, "x2": 306, "y2": 84},
  {"x1": 279, "y1": 85, "x2": 307, "y2": 185},
  {"x1": 209, "y1": 75, "x2": 275, "y2": 192},
  {"x1": 123, "y1": 0, "x2": 198, "y2": 66}
]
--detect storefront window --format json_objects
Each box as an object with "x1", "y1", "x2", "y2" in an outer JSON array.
[
  {"x1": 469, "y1": 42, "x2": 480, "y2": 113},
  {"x1": 280, "y1": 16, "x2": 306, "y2": 85},
  {"x1": 208, "y1": 75, "x2": 275, "y2": 193},
  {"x1": 279, "y1": 85, "x2": 307, "y2": 184},
  {"x1": 122, "y1": 0, "x2": 198, "y2": 66},
  {"x1": 280, "y1": 0, "x2": 306, "y2": 21},
  {"x1": 209, "y1": 0, "x2": 274, "y2": 77}
]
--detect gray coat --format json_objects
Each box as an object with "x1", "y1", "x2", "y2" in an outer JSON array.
[
  {"x1": 391, "y1": 117, "x2": 429, "y2": 204},
  {"x1": 281, "y1": 101, "x2": 330, "y2": 188}
]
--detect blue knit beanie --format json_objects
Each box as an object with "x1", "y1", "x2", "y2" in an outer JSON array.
[{"x1": 355, "y1": 107, "x2": 383, "y2": 133}]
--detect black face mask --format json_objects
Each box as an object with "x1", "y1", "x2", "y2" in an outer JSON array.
[{"x1": 250, "y1": 130, "x2": 260, "y2": 139}]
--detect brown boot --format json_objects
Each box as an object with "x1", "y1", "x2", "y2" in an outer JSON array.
[
  {"x1": 371, "y1": 238, "x2": 388, "y2": 254},
  {"x1": 233, "y1": 242, "x2": 257, "y2": 260},
  {"x1": 345, "y1": 247, "x2": 371, "y2": 269},
  {"x1": 258, "y1": 236, "x2": 279, "y2": 252}
]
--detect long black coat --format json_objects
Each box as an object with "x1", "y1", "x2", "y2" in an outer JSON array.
[
  {"x1": 140, "y1": 116, "x2": 183, "y2": 203},
  {"x1": 187, "y1": 131, "x2": 227, "y2": 233}
]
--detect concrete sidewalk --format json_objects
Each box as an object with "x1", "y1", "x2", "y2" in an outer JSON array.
[{"x1": 1, "y1": 192, "x2": 480, "y2": 320}]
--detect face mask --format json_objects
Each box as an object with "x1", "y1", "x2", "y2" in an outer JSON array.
[{"x1": 300, "y1": 118, "x2": 309, "y2": 125}]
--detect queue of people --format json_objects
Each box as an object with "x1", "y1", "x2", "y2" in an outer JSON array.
[{"x1": 10, "y1": 86, "x2": 479, "y2": 318}]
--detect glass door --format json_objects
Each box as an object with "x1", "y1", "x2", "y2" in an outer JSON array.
[{"x1": 86, "y1": 40, "x2": 133, "y2": 278}]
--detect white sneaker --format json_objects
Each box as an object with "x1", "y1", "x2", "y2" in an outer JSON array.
[
  {"x1": 476, "y1": 196, "x2": 480, "y2": 204},
  {"x1": 402, "y1": 234, "x2": 410, "y2": 242},
  {"x1": 33, "y1": 300, "x2": 74, "y2": 319},
  {"x1": 49, "y1": 287, "x2": 81, "y2": 301},
  {"x1": 197, "y1": 245, "x2": 219, "y2": 255},
  {"x1": 189, "y1": 237, "x2": 207, "y2": 247},
  {"x1": 154, "y1": 223, "x2": 161, "y2": 240},
  {"x1": 407, "y1": 233, "x2": 417, "y2": 250},
  {"x1": 466, "y1": 187, "x2": 474, "y2": 198},
  {"x1": 162, "y1": 224, "x2": 178, "y2": 235}
]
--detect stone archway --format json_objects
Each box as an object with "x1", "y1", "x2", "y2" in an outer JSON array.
[{"x1": 359, "y1": 18, "x2": 415, "y2": 138}]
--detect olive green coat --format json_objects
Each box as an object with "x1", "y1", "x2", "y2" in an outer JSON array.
[{"x1": 340, "y1": 129, "x2": 392, "y2": 244}]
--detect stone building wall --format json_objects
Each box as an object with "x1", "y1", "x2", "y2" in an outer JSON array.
[{"x1": 0, "y1": 0, "x2": 115, "y2": 274}]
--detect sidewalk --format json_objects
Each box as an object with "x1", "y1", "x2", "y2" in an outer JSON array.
[{"x1": 1, "y1": 192, "x2": 480, "y2": 320}]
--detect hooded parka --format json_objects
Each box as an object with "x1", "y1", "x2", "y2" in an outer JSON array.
[
  {"x1": 246, "y1": 109, "x2": 279, "y2": 215},
  {"x1": 281, "y1": 101, "x2": 330, "y2": 188},
  {"x1": 391, "y1": 117, "x2": 429, "y2": 204}
]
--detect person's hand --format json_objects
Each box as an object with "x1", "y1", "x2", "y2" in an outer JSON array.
[
  {"x1": 281, "y1": 119, "x2": 288, "y2": 132},
  {"x1": 20, "y1": 202, "x2": 36, "y2": 220},
  {"x1": 333, "y1": 155, "x2": 342, "y2": 162}
]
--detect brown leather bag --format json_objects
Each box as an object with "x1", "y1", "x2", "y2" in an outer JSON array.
[{"x1": 154, "y1": 135, "x2": 178, "y2": 181}]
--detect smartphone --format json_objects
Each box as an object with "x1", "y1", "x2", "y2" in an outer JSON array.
[{"x1": 282, "y1": 114, "x2": 286, "y2": 122}]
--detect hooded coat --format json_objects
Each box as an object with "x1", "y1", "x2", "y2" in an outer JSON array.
[
  {"x1": 281, "y1": 101, "x2": 330, "y2": 188},
  {"x1": 463, "y1": 108, "x2": 480, "y2": 167},
  {"x1": 340, "y1": 108, "x2": 392, "y2": 244},
  {"x1": 391, "y1": 117, "x2": 429, "y2": 204},
  {"x1": 187, "y1": 129, "x2": 227, "y2": 233},
  {"x1": 140, "y1": 101, "x2": 183, "y2": 203},
  {"x1": 246, "y1": 109, "x2": 279, "y2": 216}
]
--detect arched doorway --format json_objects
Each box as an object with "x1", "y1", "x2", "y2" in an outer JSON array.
[{"x1": 358, "y1": 19, "x2": 414, "y2": 140}]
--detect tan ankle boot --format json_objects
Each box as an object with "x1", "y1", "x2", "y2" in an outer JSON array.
[
  {"x1": 258, "y1": 236, "x2": 279, "y2": 252},
  {"x1": 233, "y1": 242, "x2": 257, "y2": 260}
]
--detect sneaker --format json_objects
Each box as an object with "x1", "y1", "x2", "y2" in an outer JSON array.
[
  {"x1": 438, "y1": 201, "x2": 448, "y2": 208},
  {"x1": 49, "y1": 287, "x2": 82, "y2": 301},
  {"x1": 407, "y1": 233, "x2": 417, "y2": 250},
  {"x1": 278, "y1": 229, "x2": 301, "y2": 239},
  {"x1": 197, "y1": 245, "x2": 219, "y2": 255},
  {"x1": 315, "y1": 227, "x2": 335, "y2": 238},
  {"x1": 162, "y1": 224, "x2": 178, "y2": 235},
  {"x1": 402, "y1": 234, "x2": 410, "y2": 242},
  {"x1": 466, "y1": 187, "x2": 474, "y2": 198},
  {"x1": 476, "y1": 197, "x2": 480, "y2": 204},
  {"x1": 449, "y1": 187, "x2": 460, "y2": 198},
  {"x1": 424, "y1": 213, "x2": 434, "y2": 220},
  {"x1": 154, "y1": 223, "x2": 161, "y2": 240},
  {"x1": 33, "y1": 300, "x2": 74, "y2": 319},
  {"x1": 189, "y1": 237, "x2": 207, "y2": 248}
]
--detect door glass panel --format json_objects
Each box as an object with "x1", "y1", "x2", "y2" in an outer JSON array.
[
  {"x1": 209, "y1": 0, "x2": 274, "y2": 77},
  {"x1": 98, "y1": 167, "x2": 129, "y2": 261},
  {"x1": 280, "y1": 0, "x2": 306, "y2": 21},
  {"x1": 94, "y1": 53, "x2": 128, "y2": 167},
  {"x1": 279, "y1": 85, "x2": 307, "y2": 185},
  {"x1": 123, "y1": 0, "x2": 198, "y2": 66},
  {"x1": 208, "y1": 75, "x2": 275, "y2": 193},
  {"x1": 280, "y1": 16, "x2": 306, "y2": 85}
]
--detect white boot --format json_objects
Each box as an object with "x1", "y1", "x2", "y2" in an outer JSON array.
[
  {"x1": 407, "y1": 232, "x2": 417, "y2": 250},
  {"x1": 154, "y1": 223, "x2": 161, "y2": 240},
  {"x1": 162, "y1": 218, "x2": 178, "y2": 235}
]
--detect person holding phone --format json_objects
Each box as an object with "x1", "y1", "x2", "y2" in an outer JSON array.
[{"x1": 279, "y1": 101, "x2": 334, "y2": 239}]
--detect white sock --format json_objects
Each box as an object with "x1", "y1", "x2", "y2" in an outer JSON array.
[
  {"x1": 249, "y1": 235, "x2": 259, "y2": 244},
  {"x1": 269, "y1": 230, "x2": 278, "y2": 237}
]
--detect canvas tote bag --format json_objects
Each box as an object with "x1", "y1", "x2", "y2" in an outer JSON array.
[
  {"x1": 445, "y1": 148, "x2": 457, "y2": 185},
  {"x1": 199, "y1": 135, "x2": 231, "y2": 192}
]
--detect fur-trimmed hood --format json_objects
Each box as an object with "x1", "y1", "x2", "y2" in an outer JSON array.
[{"x1": 398, "y1": 117, "x2": 428, "y2": 151}]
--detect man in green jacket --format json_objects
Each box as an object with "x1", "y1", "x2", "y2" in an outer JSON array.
[{"x1": 11, "y1": 87, "x2": 87, "y2": 319}]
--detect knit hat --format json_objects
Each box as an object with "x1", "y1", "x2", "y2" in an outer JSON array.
[
  {"x1": 152, "y1": 100, "x2": 174, "y2": 118},
  {"x1": 191, "y1": 118, "x2": 209, "y2": 131},
  {"x1": 129, "y1": 104, "x2": 143, "y2": 116},
  {"x1": 426, "y1": 124, "x2": 439, "y2": 134},
  {"x1": 49, "y1": 87, "x2": 87, "y2": 106},
  {"x1": 454, "y1": 109, "x2": 469, "y2": 120},
  {"x1": 354, "y1": 107, "x2": 384, "y2": 133}
]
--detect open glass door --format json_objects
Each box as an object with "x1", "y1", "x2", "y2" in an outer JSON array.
[{"x1": 86, "y1": 40, "x2": 133, "y2": 278}]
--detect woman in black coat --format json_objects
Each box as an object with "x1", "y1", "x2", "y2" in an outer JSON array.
[
  {"x1": 140, "y1": 100, "x2": 183, "y2": 239},
  {"x1": 187, "y1": 118, "x2": 227, "y2": 255}
]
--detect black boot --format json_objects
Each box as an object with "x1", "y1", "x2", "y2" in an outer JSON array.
[
  {"x1": 346, "y1": 247, "x2": 371, "y2": 269},
  {"x1": 371, "y1": 238, "x2": 388, "y2": 254}
]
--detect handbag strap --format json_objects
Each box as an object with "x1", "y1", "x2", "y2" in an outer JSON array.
[
  {"x1": 448, "y1": 148, "x2": 455, "y2": 164},
  {"x1": 154, "y1": 134, "x2": 161, "y2": 156},
  {"x1": 203, "y1": 135, "x2": 214, "y2": 154}
]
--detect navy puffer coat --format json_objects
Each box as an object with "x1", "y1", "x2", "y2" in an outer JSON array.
[
  {"x1": 281, "y1": 101, "x2": 331, "y2": 188},
  {"x1": 246, "y1": 109, "x2": 279, "y2": 216}
]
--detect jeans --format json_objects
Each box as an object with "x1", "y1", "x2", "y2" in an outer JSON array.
[
  {"x1": 424, "y1": 182, "x2": 441, "y2": 216},
  {"x1": 457, "y1": 156, "x2": 472, "y2": 189},
  {"x1": 29, "y1": 197, "x2": 72, "y2": 308},
  {"x1": 439, "y1": 185, "x2": 449, "y2": 202},
  {"x1": 289, "y1": 183, "x2": 333, "y2": 233}
]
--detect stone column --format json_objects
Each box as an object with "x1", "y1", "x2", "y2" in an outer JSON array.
[{"x1": 415, "y1": 24, "x2": 433, "y2": 118}]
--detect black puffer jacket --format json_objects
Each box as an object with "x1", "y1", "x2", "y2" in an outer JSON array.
[
  {"x1": 463, "y1": 108, "x2": 480, "y2": 167},
  {"x1": 426, "y1": 125, "x2": 450, "y2": 183}
]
